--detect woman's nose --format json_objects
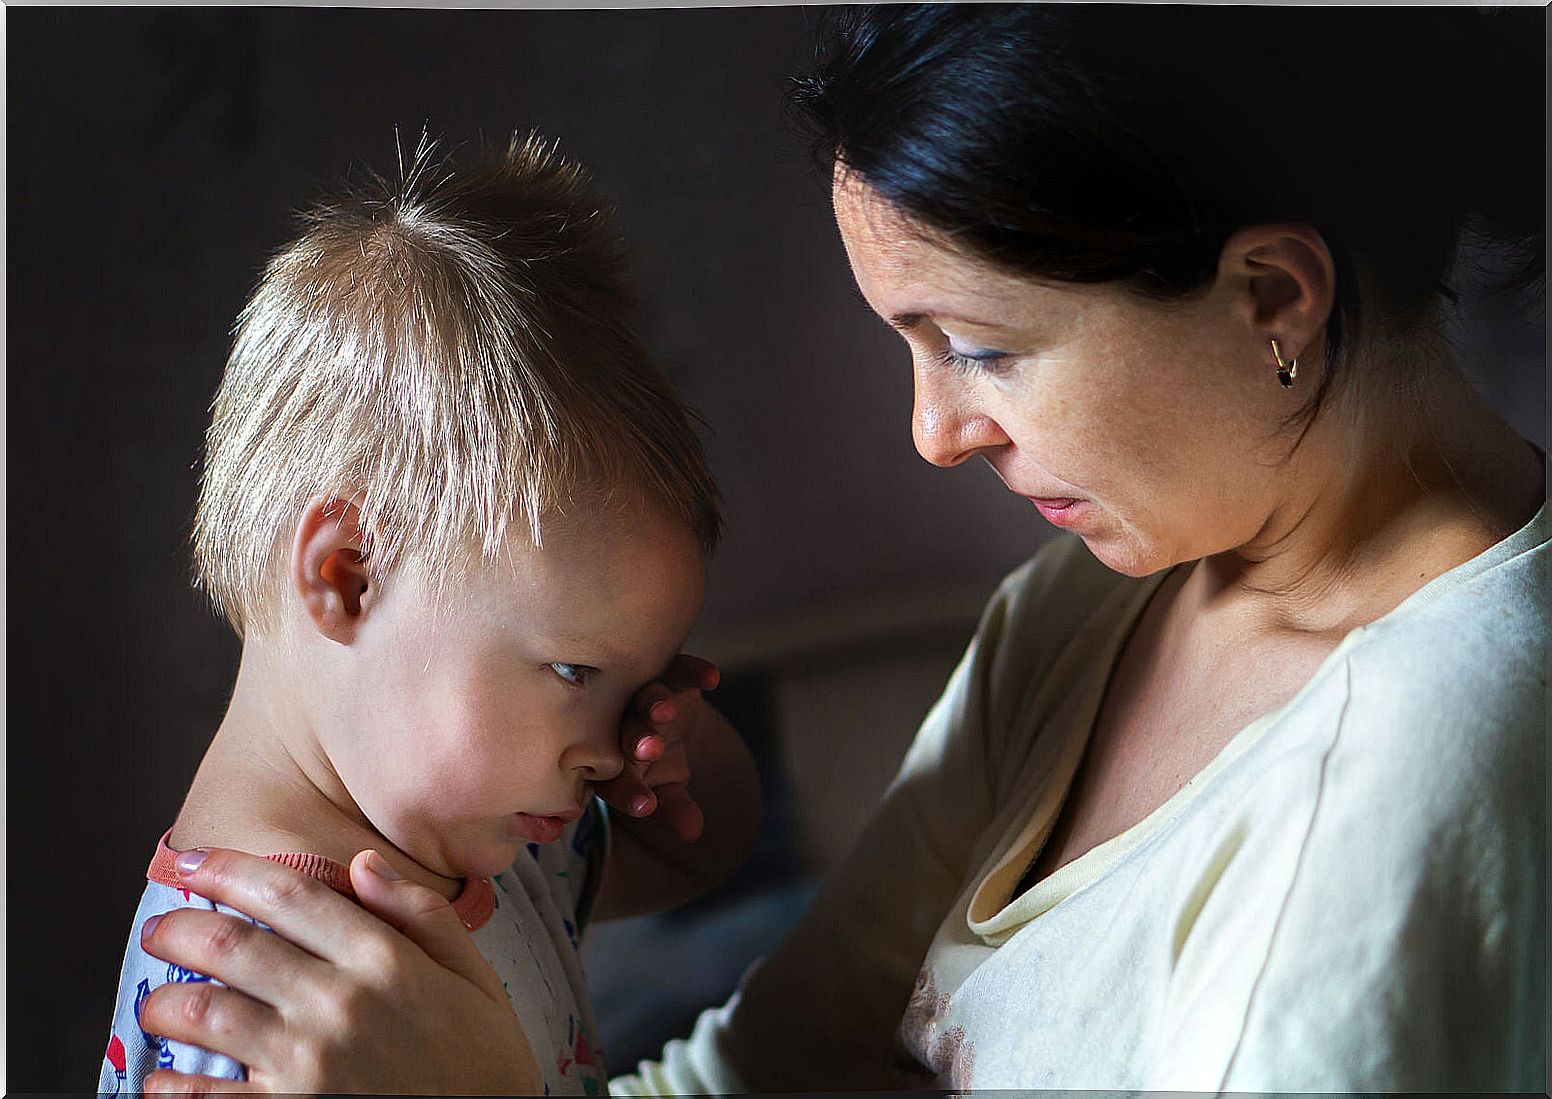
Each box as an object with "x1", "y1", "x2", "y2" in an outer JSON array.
[
  {"x1": 561, "y1": 725, "x2": 626, "y2": 784},
  {"x1": 911, "y1": 370, "x2": 1009, "y2": 468}
]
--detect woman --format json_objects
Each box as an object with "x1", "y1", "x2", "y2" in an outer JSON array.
[{"x1": 136, "y1": 5, "x2": 1545, "y2": 1092}]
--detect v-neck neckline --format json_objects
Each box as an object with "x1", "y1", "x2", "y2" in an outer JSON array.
[{"x1": 965, "y1": 491, "x2": 1549, "y2": 945}]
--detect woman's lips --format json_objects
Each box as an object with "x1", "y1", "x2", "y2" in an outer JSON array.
[{"x1": 1026, "y1": 496, "x2": 1088, "y2": 528}]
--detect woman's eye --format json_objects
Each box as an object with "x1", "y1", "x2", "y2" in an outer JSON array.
[
  {"x1": 549, "y1": 662, "x2": 592, "y2": 687},
  {"x1": 935, "y1": 343, "x2": 1011, "y2": 376}
]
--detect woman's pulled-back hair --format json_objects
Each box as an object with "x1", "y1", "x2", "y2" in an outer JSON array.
[
  {"x1": 790, "y1": 5, "x2": 1543, "y2": 422},
  {"x1": 194, "y1": 132, "x2": 721, "y2": 635}
]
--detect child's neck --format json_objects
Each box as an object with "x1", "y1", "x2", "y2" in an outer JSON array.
[{"x1": 170, "y1": 645, "x2": 464, "y2": 902}]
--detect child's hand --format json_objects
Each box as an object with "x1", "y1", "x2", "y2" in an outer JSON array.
[
  {"x1": 596, "y1": 653, "x2": 721, "y2": 844},
  {"x1": 590, "y1": 657, "x2": 759, "y2": 918}
]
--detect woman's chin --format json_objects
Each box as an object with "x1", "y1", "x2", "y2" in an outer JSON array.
[{"x1": 1078, "y1": 531, "x2": 1171, "y2": 579}]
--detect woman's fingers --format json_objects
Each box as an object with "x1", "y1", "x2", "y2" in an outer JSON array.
[
  {"x1": 346, "y1": 850, "x2": 509, "y2": 1004},
  {"x1": 144, "y1": 1070, "x2": 261, "y2": 1095},
  {"x1": 165, "y1": 847, "x2": 413, "y2": 965},
  {"x1": 137, "y1": 978, "x2": 284, "y2": 1072},
  {"x1": 140, "y1": 907, "x2": 320, "y2": 1006},
  {"x1": 137, "y1": 849, "x2": 541, "y2": 1094}
]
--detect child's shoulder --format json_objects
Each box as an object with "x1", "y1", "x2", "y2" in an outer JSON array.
[
  {"x1": 167, "y1": 790, "x2": 318, "y2": 860},
  {"x1": 168, "y1": 789, "x2": 377, "y2": 889},
  {"x1": 100, "y1": 868, "x2": 256, "y2": 1093}
]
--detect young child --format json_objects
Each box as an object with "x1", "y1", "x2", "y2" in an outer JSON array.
[{"x1": 98, "y1": 134, "x2": 751, "y2": 1095}]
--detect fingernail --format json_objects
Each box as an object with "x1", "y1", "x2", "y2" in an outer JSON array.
[
  {"x1": 631, "y1": 794, "x2": 655, "y2": 816},
  {"x1": 366, "y1": 851, "x2": 404, "y2": 881},
  {"x1": 635, "y1": 736, "x2": 658, "y2": 757},
  {"x1": 650, "y1": 701, "x2": 673, "y2": 723},
  {"x1": 142, "y1": 914, "x2": 163, "y2": 937},
  {"x1": 175, "y1": 849, "x2": 208, "y2": 875}
]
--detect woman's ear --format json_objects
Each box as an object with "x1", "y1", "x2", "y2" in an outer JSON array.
[
  {"x1": 291, "y1": 496, "x2": 374, "y2": 644},
  {"x1": 1218, "y1": 224, "x2": 1335, "y2": 368}
]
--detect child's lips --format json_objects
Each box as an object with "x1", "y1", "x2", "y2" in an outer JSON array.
[{"x1": 512, "y1": 808, "x2": 582, "y2": 844}]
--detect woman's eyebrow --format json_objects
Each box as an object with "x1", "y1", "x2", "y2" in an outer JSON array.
[
  {"x1": 848, "y1": 279, "x2": 1002, "y2": 331},
  {"x1": 889, "y1": 309, "x2": 1003, "y2": 332}
]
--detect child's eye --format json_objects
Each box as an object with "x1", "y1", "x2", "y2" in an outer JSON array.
[{"x1": 549, "y1": 662, "x2": 593, "y2": 687}]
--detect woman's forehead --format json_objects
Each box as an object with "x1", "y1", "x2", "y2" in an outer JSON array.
[
  {"x1": 832, "y1": 170, "x2": 923, "y2": 252},
  {"x1": 833, "y1": 173, "x2": 1087, "y2": 330}
]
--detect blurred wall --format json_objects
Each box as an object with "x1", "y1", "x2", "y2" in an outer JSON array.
[{"x1": 6, "y1": 7, "x2": 1545, "y2": 1089}]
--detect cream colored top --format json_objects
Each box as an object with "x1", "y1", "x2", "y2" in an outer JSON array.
[{"x1": 613, "y1": 497, "x2": 1547, "y2": 1093}]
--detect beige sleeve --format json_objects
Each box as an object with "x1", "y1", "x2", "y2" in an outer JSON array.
[{"x1": 609, "y1": 559, "x2": 1045, "y2": 1094}]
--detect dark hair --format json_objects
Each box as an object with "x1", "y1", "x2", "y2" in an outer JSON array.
[{"x1": 789, "y1": 5, "x2": 1543, "y2": 429}]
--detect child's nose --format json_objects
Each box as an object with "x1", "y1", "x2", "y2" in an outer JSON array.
[{"x1": 560, "y1": 725, "x2": 626, "y2": 784}]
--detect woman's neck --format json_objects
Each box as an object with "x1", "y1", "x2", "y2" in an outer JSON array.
[{"x1": 1195, "y1": 351, "x2": 1543, "y2": 637}]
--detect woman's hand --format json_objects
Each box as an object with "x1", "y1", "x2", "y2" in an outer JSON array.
[
  {"x1": 594, "y1": 653, "x2": 723, "y2": 843},
  {"x1": 137, "y1": 848, "x2": 540, "y2": 1095}
]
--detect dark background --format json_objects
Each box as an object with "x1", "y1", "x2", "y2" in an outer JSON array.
[{"x1": 6, "y1": 7, "x2": 1545, "y2": 1090}]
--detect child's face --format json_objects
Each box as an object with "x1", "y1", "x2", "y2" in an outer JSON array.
[{"x1": 321, "y1": 502, "x2": 706, "y2": 880}]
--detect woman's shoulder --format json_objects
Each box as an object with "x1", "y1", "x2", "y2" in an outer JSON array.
[
  {"x1": 1306, "y1": 520, "x2": 1546, "y2": 834},
  {"x1": 1219, "y1": 560, "x2": 1546, "y2": 1093},
  {"x1": 1345, "y1": 503, "x2": 1546, "y2": 721}
]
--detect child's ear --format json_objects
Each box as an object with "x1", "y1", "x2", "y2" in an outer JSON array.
[{"x1": 292, "y1": 496, "x2": 375, "y2": 644}]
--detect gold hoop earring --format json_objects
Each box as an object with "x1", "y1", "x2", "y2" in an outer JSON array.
[{"x1": 1270, "y1": 337, "x2": 1298, "y2": 389}]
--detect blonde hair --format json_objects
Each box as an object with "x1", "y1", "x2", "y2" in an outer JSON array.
[{"x1": 193, "y1": 133, "x2": 721, "y2": 635}]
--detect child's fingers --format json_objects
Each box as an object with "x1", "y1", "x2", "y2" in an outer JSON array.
[
  {"x1": 648, "y1": 696, "x2": 678, "y2": 724},
  {"x1": 145, "y1": 1070, "x2": 261, "y2": 1095},
  {"x1": 631, "y1": 732, "x2": 665, "y2": 762},
  {"x1": 649, "y1": 682, "x2": 718, "y2": 728},
  {"x1": 595, "y1": 768, "x2": 659, "y2": 818},
  {"x1": 346, "y1": 850, "x2": 508, "y2": 1004},
  {"x1": 665, "y1": 654, "x2": 720, "y2": 692},
  {"x1": 627, "y1": 657, "x2": 716, "y2": 732},
  {"x1": 631, "y1": 682, "x2": 673, "y2": 720},
  {"x1": 652, "y1": 783, "x2": 706, "y2": 844},
  {"x1": 640, "y1": 744, "x2": 691, "y2": 789}
]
